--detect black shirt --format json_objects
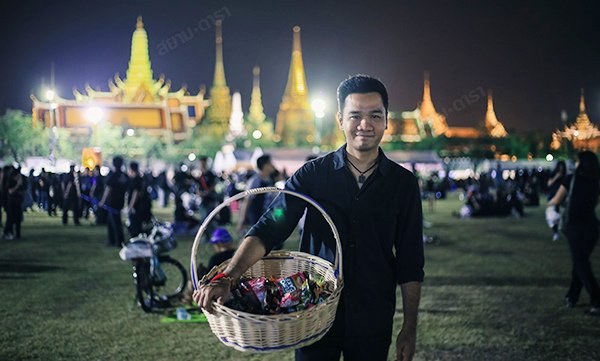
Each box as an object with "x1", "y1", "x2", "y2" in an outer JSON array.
[
  {"x1": 562, "y1": 174, "x2": 599, "y2": 226},
  {"x1": 208, "y1": 249, "x2": 236, "y2": 270},
  {"x1": 106, "y1": 170, "x2": 129, "y2": 210},
  {"x1": 247, "y1": 145, "x2": 424, "y2": 337},
  {"x1": 128, "y1": 175, "x2": 144, "y2": 209}
]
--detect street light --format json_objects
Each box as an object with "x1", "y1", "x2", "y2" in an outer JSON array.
[
  {"x1": 86, "y1": 106, "x2": 104, "y2": 146},
  {"x1": 311, "y1": 97, "x2": 326, "y2": 145}
]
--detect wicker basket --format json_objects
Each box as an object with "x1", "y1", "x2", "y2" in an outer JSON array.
[{"x1": 190, "y1": 187, "x2": 343, "y2": 353}]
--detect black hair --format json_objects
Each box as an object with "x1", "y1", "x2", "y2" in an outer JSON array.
[
  {"x1": 575, "y1": 151, "x2": 600, "y2": 180},
  {"x1": 129, "y1": 161, "x2": 139, "y2": 173},
  {"x1": 337, "y1": 74, "x2": 389, "y2": 114},
  {"x1": 256, "y1": 154, "x2": 272, "y2": 171},
  {"x1": 113, "y1": 156, "x2": 124, "y2": 169},
  {"x1": 552, "y1": 160, "x2": 566, "y2": 176}
]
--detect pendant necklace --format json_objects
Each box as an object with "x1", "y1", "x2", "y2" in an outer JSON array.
[{"x1": 346, "y1": 156, "x2": 378, "y2": 184}]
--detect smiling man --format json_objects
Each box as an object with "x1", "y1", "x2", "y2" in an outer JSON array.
[{"x1": 195, "y1": 75, "x2": 424, "y2": 361}]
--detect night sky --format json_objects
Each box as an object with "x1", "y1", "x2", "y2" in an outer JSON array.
[{"x1": 1, "y1": 0, "x2": 599, "y2": 134}]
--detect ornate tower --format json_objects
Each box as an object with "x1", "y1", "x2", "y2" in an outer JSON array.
[
  {"x1": 123, "y1": 16, "x2": 156, "y2": 102},
  {"x1": 248, "y1": 66, "x2": 266, "y2": 123},
  {"x1": 205, "y1": 20, "x2": 232, "y2": 139},
  {"x1": 228, "y1": 91, "x2": 245, "y2": 138},
  {"x1": 419, "y1": 72, "x2": 448, "y2": 137},
  {"x1": 275, "y1": 26, "x2": 315, "y2": 146},
  {"x1": 484, "y1": 90, "x2": 508, "y2": 138},
  {"x1": 247, "y1": 66, "x2": 274, "y2": 142}
]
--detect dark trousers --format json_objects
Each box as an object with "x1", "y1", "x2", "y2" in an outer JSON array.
[
  {"x1": 107, "y1": 211, "x2": 124, "y2": 246},
  {"x1": 62, "y1": 196, "x2": 80, "y2": 224},
  {"x1": 4, "y1": 199, "x2": 23, "y2": 238},
  {"x1": 128, "y1": 212, "x2": 143, "y2": 238},
  {"x1": 566, "y1": 224, "x2": 600, "y2": 307},
  {"x1": 295, "y1": 302, "x2": 391, "y2": 361}
]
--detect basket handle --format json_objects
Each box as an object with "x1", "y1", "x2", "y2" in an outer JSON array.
[{"x1": 190, "y1": 186, "x2": 343, "y2": 290}]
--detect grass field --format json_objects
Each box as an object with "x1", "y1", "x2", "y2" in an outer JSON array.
[{"x1": 1, "y1": 193, "x2": 599, "y2": 361}]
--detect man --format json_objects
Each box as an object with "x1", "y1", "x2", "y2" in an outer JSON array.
[
  {"x1": 61, "y1": 164, "x2": 81, "y2": 225},
  {"x1": 126, "y1": 161, "x2": 151, "y2": 237},
  {"x1": 99, "y1": 156, "x2": 129, "y2": 247},
  {"x1": 236, "y1": 154, "x2": 276, "y2": 234},
  {"x1": 194, "y1": 75, "x2": 424, "y2": 361}
]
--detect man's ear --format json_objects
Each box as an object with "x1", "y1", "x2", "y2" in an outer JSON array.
[{"x1": 337, "y1": 112, "x2": 343, "y2": 129}]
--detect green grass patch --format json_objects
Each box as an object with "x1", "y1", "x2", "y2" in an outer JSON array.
[{"x1": 1, "y1": 193, "x2": 599, "y2": 360}]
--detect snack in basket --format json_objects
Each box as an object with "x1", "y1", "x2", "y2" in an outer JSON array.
[{"x1": 224, "y1": 271, "x2": 331, "y2": 315}]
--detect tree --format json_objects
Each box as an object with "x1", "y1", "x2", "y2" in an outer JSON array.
[{"x1": 0, "y1": 109, "x2": 48, "y2": 163}]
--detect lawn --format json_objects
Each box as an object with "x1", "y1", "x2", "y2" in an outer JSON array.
[{"x1": 1, "y1": 193, "x2": 599, "y2": 361}]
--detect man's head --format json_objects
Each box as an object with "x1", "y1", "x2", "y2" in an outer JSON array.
[
  {"x1": 336, "y1": 75, "x2": 388, "y2": 153},
  {"x1": 199, "y1": 156, "x2": 209, "y2": 171},
  {"x1": 113, "y1": 156, "x2": 124, "y2": 171},
  {"x1": 256, "y1": 154, "x2": 274, "y2": 175},
  {"x1": 129, "y1": 161, "x2": 139, "y2": 176}
]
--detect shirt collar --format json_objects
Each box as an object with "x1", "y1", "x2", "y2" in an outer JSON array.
[{"x1": 333, "y1": 144, "x2": 392, "y2": 176}]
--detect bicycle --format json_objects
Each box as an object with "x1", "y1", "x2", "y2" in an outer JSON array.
[{"x1": 119, "y1": 220, "x2": 188, "y2": 313}]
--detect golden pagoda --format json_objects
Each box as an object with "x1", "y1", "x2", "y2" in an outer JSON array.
[
  {"x1": 246, "y1": 66, "x2": 274, "y2": 141},
  {"x1": 552, "y1": 89, "x2": 600, "y2": 151},
  {"x1": 484, "y1": 91, "x2": 508, "y2": 137},
  {"x1": 248, "y1": 66, "x2": 266, "y2": 123},
  {"x1": 275, "y1": 26, "x2": 315, "y2": 146},
  {"x1": 204, "y1": 20, "x2": 232, "y2": 139},
  {"x1": 419, "y1": 72, "x2": 448, "y2": 137},
  {"x1": 31, "y1": 16, "x2": 208, "y2": 140}
]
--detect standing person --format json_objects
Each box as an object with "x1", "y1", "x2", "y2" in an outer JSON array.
[
  {"x1": 546, "y1": 160, "x2": 566, "y2": 241},
  {"x1": 61, "y1": 164, "x2": 81, "y2": 225},
  {"x1": 79, "y1": 167, "x2": 92, "y2": 220},
  {"x1": 89, "y1": 165, "x2": 107, "y2": 225},
  {"x1": 195, "y1": 75, "x2": 424, "y2": 361},
  {"x1": 48, "y1": 172, "x2": 61, "y2": 217},
  {"x1": 99, "y1": 156, "x2": 129, "y2": 247},
  {"x1": 3, "y1": 166, "x2": 25, "y2": 239},
  {"x1": 126, "y1": 161, "x2": 151, "y2": 237},
  {"x1": 0, "y1": 166, "x2": 5, "y2": 226},
  {"x1": 157, "y1": 170, "x2": 171, "y2": 208},
  {"x1": 37, "y1": 168, "x2": 50, "y2": 212},
  {"x1": 236, "y1": 154, "x2": 275, "y2": 234},
  {"x1": 549, "y1": 151, "x2": 600, "y2": 316}
]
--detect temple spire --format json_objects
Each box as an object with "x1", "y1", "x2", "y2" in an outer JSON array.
[
  {"x1": 419, "y1": 71, "x2": 448, "y2": 136},
  {"x1": 275, "y1": 26, "x2": 314, "y2": 146},
  {"x1": 213, "y1": 20, "x2": 227, "y2": 88},
  {"x1": 123, "y1": 16, "x2": 155, "y2": 102},
  {"x1": 228, "y1": 91, "x2": 245, "y2": 137},
  {"x1": 579, "y1": 88, "x2": 586, "y2": 113},
  {"x1": 248, "y1": 66, "x2": 266, "y2": 123},
  {"x1": 205, "y1": 19, "x2": 232, "y2": 138},
  {"x1": 484, "y1": 90, "x2": 508, "y2": 137}
]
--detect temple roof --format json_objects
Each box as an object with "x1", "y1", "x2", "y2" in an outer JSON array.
[
  {"x1": 555, "y1": 89, "x2": 600, "y2": 141},
  {"x1": 419, "y1": 72, "x2": 448, "y2": 136},
  {"x1": 484, "y1": 91, "x2": 508, "y2": 137}
]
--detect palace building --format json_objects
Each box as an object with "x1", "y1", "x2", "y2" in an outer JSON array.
[
  {"x1": 551, "y1": 89, "x2": 600, "y2": 152},
  {"x1": 31, "y1": 17, "x2": 208, "y2": 141}
]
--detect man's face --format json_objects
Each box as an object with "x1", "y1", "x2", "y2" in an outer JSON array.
[{"x1": 338, "y1": 92, "x2": 387, "y2": 153}]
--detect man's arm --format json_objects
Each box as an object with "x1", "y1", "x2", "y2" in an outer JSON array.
[
  {"x1": 396, "y1": 281, "x2": 421, "y2": 361},
  {"x1": 98, "y1": 186, "x2": 111, "y2": 207},
  {"x1": 194, "y1": 235, "x2": 266, "y2": 312}
]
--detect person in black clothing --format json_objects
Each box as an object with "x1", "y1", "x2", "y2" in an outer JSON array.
[
  {"x1": 99, "y1": 156, "x2": 129, "y2": 247},
  {"x1": 157, "y1": 170, "x2": 171, "y2": 207},
  {"x1": 48, "y1": 172, "x2": 61, "y2": 216},
  {"x1": 61, "y1": 164, "x2": 80, "y2": 225},
  {"x1": 126, "y1": 161, "x2": 151, "y2": 237},
  {"x1": 549, "y1": 151, "x2": 600, "y2": 316},
  {"x1": 195, "y1": 75, "x2": 424, "y2": 361},
  {"x1": 3, "y1": 166, "x2": 25, "y2": 240},
  {"x1": 547, "y1": 161, "x2": 567, "y2": 241},
  {"x1": 236, "y1": 154, "x2": 276, "y2": 234},
  {"x1": 37, "y1": 168, "x2": 50, "y2": 212},
  {"x1": 79, "y1": 167, "x2": 92, "y2": 220},
  {"x1": 89, "y1": 165, "x2": 107, "y2": 225}
]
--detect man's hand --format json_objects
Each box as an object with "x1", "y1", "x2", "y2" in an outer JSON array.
[
  {"x1": 396, "y1": 327, "x2": 417, "y2": 361},
  {"x1": 193, "y1": 279, "x2": 232, "y2": 313}
]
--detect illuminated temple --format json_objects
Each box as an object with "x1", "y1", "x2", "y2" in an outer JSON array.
[
  {"x1": 385, "y1": 73, "x2": 508, "y2": 142},
  {"x1": 551, "y1": 89, "x2": 600, "y2": 152},
  {"x1": 275, "y1": 26, "x2": 315, "y2": 146},
  {"x1": 31, "y1": 17, "x2": 208, "y2": 141}
]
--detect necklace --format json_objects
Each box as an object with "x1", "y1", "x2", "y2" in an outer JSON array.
[{"x1": 346, "y1": 156, "x2": 378, "y2": 184}]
